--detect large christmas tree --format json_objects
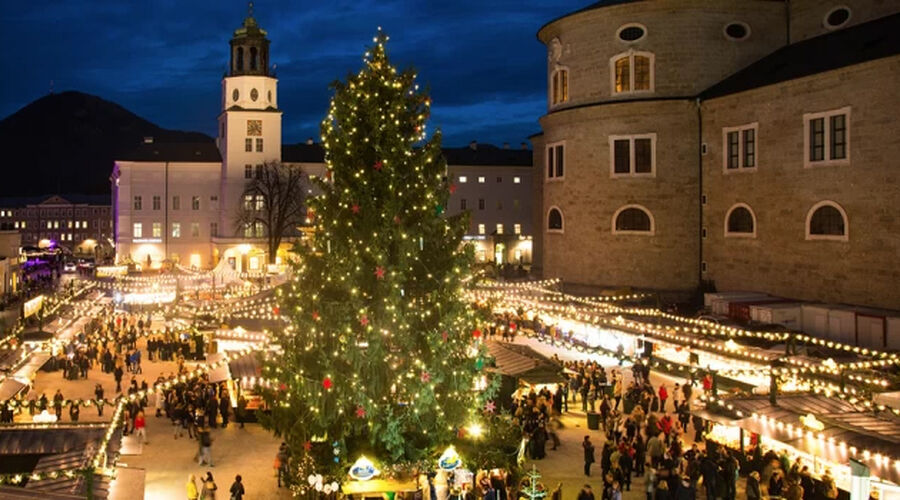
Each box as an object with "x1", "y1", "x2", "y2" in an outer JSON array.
[{"x1": 261, "y1": 30, "x2": 497, "y2": 486}]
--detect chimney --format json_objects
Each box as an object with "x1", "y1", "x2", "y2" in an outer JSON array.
[
  {"x1": 143, "y1": 137, "x2": 154, "y2": 144},
  {"x1": 503, "y1": 142, "x2": 510, "y2": 149},
  {"x1": 306, "y1": 137, "x2": 314, "y2": 145},
  {"x1": 469, "y1": 140, "x2": 477, "y2": 151},
  {"x1": 520, "y1": 142, "x2": 528, "y2": 150}
]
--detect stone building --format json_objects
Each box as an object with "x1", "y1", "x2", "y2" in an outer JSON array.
[
  {"x1": 113, "y1": 8, "x2": 533, "y2": 271},
  {"x1": 532, "y1": 0, "x2": 900, "y2": 310},
  {"x1": 0, "y1": 195, "x2": 112, "y2": 256}
]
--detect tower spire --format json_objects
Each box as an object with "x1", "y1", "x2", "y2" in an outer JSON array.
[{"x1": 248, "y1": 1, "x2": 253, "y2": 17}]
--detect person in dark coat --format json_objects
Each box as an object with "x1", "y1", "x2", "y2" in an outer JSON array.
[
  {"x1": 746, "y1": 471, "x2": 761, "y2": 500},
  {"x1": 219, "y1": 394, "x2": 230, "y2": 428},
  {"x1": 584, "y1": 436, "x2": 596, "y2": 476}
]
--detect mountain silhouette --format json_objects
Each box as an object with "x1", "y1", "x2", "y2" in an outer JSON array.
[{"x1": 0, "y1": 91, "x2": 211, "y2": 196}]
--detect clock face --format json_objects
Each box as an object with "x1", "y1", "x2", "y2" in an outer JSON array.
[
  {"x1": 247, "y1": 120, "x2": 262, "y2": 136},
  {"x1": 251, "y1": 88, "x2": 259, "y2": 101},
  {"x1": 232, "y1": 89, "x2": 239, "y2": 101}
]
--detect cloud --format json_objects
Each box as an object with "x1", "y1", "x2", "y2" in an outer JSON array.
[{"x1": 0, "y1": 1, "x2": 585, "y2": 146}]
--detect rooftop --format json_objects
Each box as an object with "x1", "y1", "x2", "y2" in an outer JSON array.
[
  {"x1": 116, "y1": 142, "x2": 222, "y2": 163},
  {"x1": 702, "y1": 12, "x2": 900, "y2": 99}
]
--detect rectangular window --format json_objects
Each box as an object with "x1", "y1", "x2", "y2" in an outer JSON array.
[
  {"x1": 810, "y1": 118, "x2": 825, "y2": 162},
  {"x1": 254, "y1": 221, "x2": 264, "y2": 238},
  {"x1": 609, "y1": 134, "x2": 656, "y2": 177},
  {"x1": 191, "y1": 222, "x2": 200, "y2": 237},
  {"x1": 722, "y1": 123, "x2": 758, "y2": 172},
  {"x1": 256, "y1": 138, "x2": 263, "y2": 152},
  {"x1": 830, "y1": 114, "x2": 846, "y2": 159},
  {"x1": 459, "y1": 176, "x2": 467, "y2": 183},
  {"x1": 255, "y1": 194, "x2": 265, "y2": 211},
  {"x1": 210, "y1": 222, "x2": 218, "y2": 237},
  {"x1": 478, "y1": 199, "x2": 485, "y2": 210},
  {"x1": 244, "y1": 223, "x2": 253, "y2": 238},
  {"x1": 496, "y1": 200, "x2": 503, "y2": 210},
  {"x1": 513, "y1": 176, "x2": 521, "y2": 184},
  {"x1": 460, "y1": 199, "x2": 467, "y2": 210},
  {"x1": 171, "y1": 222, "x2": 181, "y2": 238},
  {"x1": 496, "y1": 223, "x2": 504, "y2": 235},
  {"x1": 496, "y1": 176, "x2": 502, "y2": 183},
  {"x1": 47, "y1": 221, "x2": 52, "y2": 229},
  {"x1": 243, "y1": 195, "x2": 254, "y2": 211},
  {"x1": 245, "y1": 138, "x2": 252, "y2": 152},
  {"x1": 615, "y1": 57, "x2": 630, "y2": 93},
  {"x1": 552, "y1": 69, "x2": 569, "y2": 105},
  {"x1": 74, "y1": 221, "x2": 80, "y2": 229},
  {"x1": 152, "y1": 222, "x2": 162, "y2": 238},
  {"x1": 546, "y1": 143, "x2": 565, "y2": 179},
  {"x1": 478, "y1": 176, "x2": 485, "y2": 184},
  {"x1": 192, "y1": 196, "x2": 200, "y2": 210},
  {"x1": 805, "y1": 107, "x2": 849, "y2": 167},
  {"x1": 478, "y1": 223, "x2": 485, "y2": 235},
  {"x1": 133, "y1": 196, "x2": 142, "y2": 210},
  {"x1": 612, "y1": 53, "x2": 653, "y2": 94},
  {"x1": 210, "y1": 195, "x2": 218, "y2": 209},
  {"x1": 245, "y1": 165, "x2": 252, "y2": 179},
  {"x1": 133, "y1": 223, "x2": 142, "y2": 238},
  {"x1": 514, "y1": 223, "x2": 522, "y2": 235},
  {"x1": 513, "y1": 199, "x2": 520, "y2": 210},
  {"x1": 152, "y1": 195, "x2": 161, "y2": 210},
  {"x1": 172, "y1": 196, "x2": 180, "y2": 210}
]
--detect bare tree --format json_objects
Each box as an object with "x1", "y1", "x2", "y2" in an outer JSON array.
[{"x1": 235, "y1": 160, "x2": 307, "y2": 264}]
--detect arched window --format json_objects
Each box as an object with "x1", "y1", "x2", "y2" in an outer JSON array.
[
  {"x1": 250, "y1": 47, "x2": 258, "y2": 70},
  {"x1": 236, "y1": 47, "x2": 244, "y2": 71},
  {"x1": 612, "y1": 205, "x2": 654, "y2": 235},
  {"x1": 611, "y1": 51, "x2": 654, "y2": 94},
  {"x1": 725, "y1": 203, "x2": 756, "y2": 238},
  {"x1": 551, "y1": 68, "x2": 568, "y2": 105},
  {"x1": 547, "y1": 207, "x2": 564, "y2": 233},
  {"x1": 806, "y1": 201, "x2": 848, "y2": 241}
]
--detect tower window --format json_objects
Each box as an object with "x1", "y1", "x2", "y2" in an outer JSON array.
[
  {"x1": 256, "y1": 138, "x2": 264, "y2": 152},
  {"x1": 806, "y1": 201, "x2": 848, "y2": 241},
  {"x1": 611, "y1": 51, "x2": 654, "y2": 94},
  {"x1": 245, "y1": 138, "x2": 253, "y2": 152},
  {"x1": 612, "y1": 205, "x2": 654, "y2": 235},
  {"x1": 250, "y1": 47, "x2": 258, "y2": 70},
  {"x1": 236, "y1": 47, "x2": 244, "y2": 71},
  {"x1": 245, "y1": 165, "x2": 252, "y2": 179},
  {"x1": 824, "y1": 6, "x2": 852, "y2": 29},
  {"x1": 551, "y1": 68, "x2": 569, "y2": 105},
  {"x1": 804, "y1": 107, "x2": 850, "y2": 167},
  {"x1": 547, "y1": 207, "x2": 564, "y2": 232}
]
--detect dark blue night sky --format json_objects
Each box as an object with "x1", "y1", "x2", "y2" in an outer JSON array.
[{"x1": 0, "y1": 1, "x2": 587, "y2": 147}]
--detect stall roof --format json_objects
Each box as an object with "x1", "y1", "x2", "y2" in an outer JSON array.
[
  {"x1": 709, "y1": 394, "x2": 900, "y2": 485},
  {"x1": 228, "y1": 352, "x2": 261, "y2": 380},
  {"x1": 486, "y1": 341, "x2": 564, "y2": 385}
]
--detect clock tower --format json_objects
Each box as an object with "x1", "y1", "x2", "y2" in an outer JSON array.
[{"x1": 217, "y1": 2, "x2": 282, "y2": 238}]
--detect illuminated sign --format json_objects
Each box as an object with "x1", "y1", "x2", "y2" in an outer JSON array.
[
  {"x1": 438, "y1": 446, "x2": 462, "y2": 471},
  {"x1": 348, "y1": 456, "x2": 378, "y2": 481},
  {"x1": 132, "y1": 238, "x2": 162, "y2": 243},
  {"x1": 23, "y1": 295, "x2": 44, "y2": 318},
  {"x1": 95, "y1": 266, "x2": 128, "y2": 278}
]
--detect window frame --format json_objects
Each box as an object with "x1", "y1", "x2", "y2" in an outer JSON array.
[
  {"x1": 132, "y1": 222, "x2": 142, "y2": 238},
  {"x1": 722, "y1": 123, "x2": 759, "y2": 174},
  {"x1": 608, "y1": 133, "x2": 657, "y2": 178},
  {"x1": 724, "y1": 203, "x2": 757, "y2": 238},
  {"x1": 611, "y1": 204, "x2": 655, "y2": 236},
  {"x1": 609, "y1": 50, "x2": 655, "y2": 95},
  {"x1": 550, "y1": 67, "x2": 569, "y2": 106},
  {"x1": 546, "y1": 141, "x2": 566, "y2": 181},
  {"x1": 803, "y1": 107, "x2": 851, "y2": 168},
  {"x1": 805, "y1": 200, "x2": 849, "y2": 242},
  {"x1": 477, "y1": 223, "x2": 486, "y2": 235},
  {"x1": 547, "y1": 206, "x2": 564, "y2": 234}
]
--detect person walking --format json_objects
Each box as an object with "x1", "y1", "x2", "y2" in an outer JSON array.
[
  {"x1": 114, "y1": 364, "x2": 124, "y2": 393},
  {"x1": 95, "y1": 384, "x2": 105, "y2": 416},
  {"x1": 134, "y1": 410, "x2": 147, "y2": 444},
  {"x1": 236, "y1": 396, "x2": 247, "y2": 429},
  {"x1": 187, "y1": 474, "x2": 199, "y2": 500},
  {"x1": 198, "y1": 426, "x2": 214, "y2": 466},
  {"x1": 746, "y1": 471, "x2": 761, "y2": 500},
  {"x1": 583, "y1": 435, "x2": 596, "y2": 477},
  {"x1": 229, "y1": 475, "x2": 245, "y2": 500},
  {"x1": 201, "y1": 472, "x2": 217, "y2": 499},
  {"x1": 577, "y1": 484, "x2": 596, "y2": 500}
]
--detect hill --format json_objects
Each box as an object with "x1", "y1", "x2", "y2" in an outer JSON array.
[{"x1": 0, "y1": 91, "x2": 211, "y2": 196}]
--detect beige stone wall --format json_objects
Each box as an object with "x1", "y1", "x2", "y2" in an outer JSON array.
[
  {"x1": 538, "y1": 99, "x2": 700, "y2": 291},
  {"x1": 701, "y1": 56, "x2": 900, "y2": 310},
  {"x1": 539, "y1": 0, "x2": 785, "y2": 111},
  {"x1": 788, "y1": 0, "x2": 900, "y2": 43},
  {"x1": 530, "y1": 134, "x2": 546, "y2": 278}
]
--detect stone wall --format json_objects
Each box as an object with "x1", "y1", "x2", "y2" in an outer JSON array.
[{"x1": 701, "y1": 56, "x2": 900, "y2": 310}]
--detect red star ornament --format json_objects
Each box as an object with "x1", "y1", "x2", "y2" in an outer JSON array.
[
  {"x1": 374, "y1": 266, "x2": 385, "y2": 279},
  {"x1": 360, "y1": 314, "x2": 369, "y2": 327},
  {"x1": 373, "y1": 160, "x2": 383, "y2": 171},
  {"x1": 351, "y1": 203, "x2": 360, "y2": 214},
  {"x1": 272, "y1": 306, "x2": 280, "y2": 315},
  {"x1": 449, "y1": 184, "x2": 457, "y2": 194},
  {"x1": 441, "y1": 331, "x2": 449, "y2": 342},
  {"x1": 303, "y1": 441, "x2": 312, "y2": 452},
  {"x1": 472, "y1": 328, "x2": 482, "y2": 339},
  {"x1": 306, "y1": 208, "x2": 316, "y2": 221},
  {"x1": 420, "y1": 371, "x2": 431, "y2": 383},
  {"x1": 484, "y1": 400, "x2": 497, "y2": 413},
  {"x1": 312, "y1": 310, "x2": 320, "y2": 321},
  {"x1": 356, "y1": 405, "x2": 366, "y2": 418},
  {"x1": 322, "y1": 377, "x2": 333, "y2": 390}
]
